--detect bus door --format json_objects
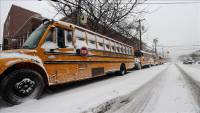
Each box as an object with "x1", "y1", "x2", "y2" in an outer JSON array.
[{"x1": 41, "y1": 27, "x2": 78, "y2": 84}]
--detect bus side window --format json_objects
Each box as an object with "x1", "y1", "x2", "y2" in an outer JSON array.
[
  {"x1": 121, "y1": 45, "x2": 124, "y2": 53},
  {"x1": 124, "y1": 46, "x2": 126, "y2": 54},
  {"x1": 126, "y1": 46, "x2": 129, "y2": 54},
  {"x1": 111, "y1": 42, "x2": 116, "y2": 52},
  {"x1": 42, "y1": 28, "x2": 58, "y2": 51},
  {"x1": 57, "y1": 28, "x2": 65, "y2": 48},
  {"x1": 118, "y1": 44, "x2": 122, "y2": 53},
  {"x1": 97, "y1": 36, "x2": 104, "y2": 50},
  {"x1": 116, "y1": 43, "x2": 120, "y2": 53},
  {"x1": 87, "y1": 33, "x2": 96, "y2": 49},
  {"x1": 104, "y1": 39, "x2": 110, "y2": 51},
  {"x1": 64, "y1": 30, "x2": 73, "y2": 48},
  {"x1": 129, "y1": 47, "x2": 132, "y2": 55},
  {"x1": 75, "y1": 29, "x2": 86, "y2": 49}
]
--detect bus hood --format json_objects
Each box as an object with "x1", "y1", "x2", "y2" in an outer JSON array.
[
  {"x1": 0, "y1": 49, "x2": 36, "y2": 55},
  {"x1": 0, "y1": 49, "x2": 44, "y2": 76},
  {"x1": 0, "y1": 49, "x2": 41, "y2": 63},
  {"x1": 0, "y1": 49, "x2": 43, "y2": 64}
]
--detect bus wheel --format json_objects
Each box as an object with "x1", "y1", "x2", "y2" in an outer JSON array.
[
  {"x1": 0, "y1": 69, "x2": 45, "y2": 105},
  {"x1": 148, "y1": 64, "x2": 151, "y2": 68},
  {"x1": 119, "y1": 64, "x2": 127, "y2": 76},
  {"x1": 135, "y1": 63, "x2": 142, "y2": 70}
]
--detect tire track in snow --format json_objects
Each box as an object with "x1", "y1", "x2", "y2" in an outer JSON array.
[
  {"x1": 81, "y1": 65, "x2": 169, "y2": 113},
  {"x1": 111, "y1": 65, "x2": 168, "y2": 113},
  {"x1": 140, "y1": 64, "x2": 199, "y2": 113},
  {"x1": 176, "y1": 64, "x2": 200, "y2": 111},
  {"x1": 82, "y1": 64, "x2": 200, "y2": 113}
]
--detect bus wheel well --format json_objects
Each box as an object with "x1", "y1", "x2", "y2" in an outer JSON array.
[
  {"x1": 0, "y1": 63, "x2": 49, "y2": 87},
  {"x1": 118, "y1": 63, "x2": 127, "y2": 75},
  {"x1": 121, "y1": 63, "x2": 126, "y2": 68}
]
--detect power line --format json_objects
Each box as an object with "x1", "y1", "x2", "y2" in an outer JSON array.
[
  {"x1": 121, "y1": 1, "x2": 200, "y2": 4},
  {"x1": 138, "y1": 2, "x2": 200, "y2": 4},
  {"x1": 158, "y1": 45, "x2": 200, "y2": 48}
]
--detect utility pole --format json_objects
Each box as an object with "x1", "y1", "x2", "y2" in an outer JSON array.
[
  {"x1": 162, "y1": 47, "x2": 164, "y2": 58},
  {"x1": 138, "y1": 19, "x2": 145, "y2": 50},
  {"x1": 139, "y1": 19, "x2": 142, "y2": 50},
  {"x1": 153, "y1": 38, "x2": 158, "y2": 56},
  {"x1": 77, "y1": 0, "x2": 82, "y2": 25}
]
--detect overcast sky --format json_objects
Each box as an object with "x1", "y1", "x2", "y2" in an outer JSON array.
[{"x1": 0, "y1": 0, "x2": 200, "y2": 58}]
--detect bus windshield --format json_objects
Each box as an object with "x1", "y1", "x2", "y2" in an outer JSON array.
[{"x1": 22, "y1": 23, "x2": 49, "y2": 49}]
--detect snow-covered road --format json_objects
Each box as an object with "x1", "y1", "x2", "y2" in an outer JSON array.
[
  {"x1": 0, "y1": 63, "x2": 200, "y2": 113},
  {"x1": 144, "y1": 64, "x2": 199, "y2": 113},
  {"x1": 105, "y1": 64, "x2": 200, "y2": 113}
]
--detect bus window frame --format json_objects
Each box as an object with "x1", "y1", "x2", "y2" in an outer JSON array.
[
  {"x1": 74, "y1": 28, "x2": 87, "y2": 49},
  {"x1": 64, "y1": 29, "x2": 74, "y2": 48},
  {"x1": 96, "y1": 36, "x2": 104, "y2": 50},
  {"x1": 87, "y1": 32, "x2": 97, "y2": 49},
  {"x1": 104, "y1": 39, "x2": 110, "y2": 51}
]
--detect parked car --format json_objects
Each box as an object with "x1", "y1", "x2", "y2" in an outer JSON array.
[
  {"x1": 183, "y1": 60, "x2": 194, "y2": 64},
  {"x1": 195, "y1": 61, "x2": 200, "y2": 64}
]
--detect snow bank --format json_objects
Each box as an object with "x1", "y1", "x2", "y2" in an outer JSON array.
[
  {"x1": 177, "y1": 64, "x2": 200, "y2": 88},
  {"x1": 0, "y1": 64, "x2": 169, "y2": 113}
]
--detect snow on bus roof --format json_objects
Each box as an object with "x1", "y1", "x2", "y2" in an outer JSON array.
[{"x1": 57, "y1": 21, "x2": 132, "y2": 48}]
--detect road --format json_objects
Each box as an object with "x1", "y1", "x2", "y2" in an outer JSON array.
[
  {"x1": 0, "y1": 63, "x2": 200, "y2": 113},
  {"x1": 187, "y1": 64, "x2": 200, "y2": 70},
  {"x1": 110, "y1": 64, "x2": 200, "y2": 113}
]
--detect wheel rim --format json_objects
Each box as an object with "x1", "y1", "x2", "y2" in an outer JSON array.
[
  {"x1": 121, "y1": 66, "x2": 125, "y2": 75},
  {"x1": 14, "y1": 78, "x2": 36, "y2": 97}
]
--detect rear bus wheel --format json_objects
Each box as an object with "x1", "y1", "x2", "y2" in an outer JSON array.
[
  {"x1": 135, "y1": 63, "x2": 142, "y2": 70},
  {"x1": 119, "y1": 64, "x2": 127, "y2": 76},
  {"x1": 0, "y1": 69, "x2": 45, "y2": 105}
]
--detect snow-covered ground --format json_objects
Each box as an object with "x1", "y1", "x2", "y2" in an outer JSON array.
[
  {"x1": 140, "y1": 64, "x2": 200, "y2": 113},
  {"x1": 0, "y1": 64, "x2": 168, "y2": 113},
  {"x1": 105, "y1": 64, "x2": 200, "y2": 113},
  {"x1": 1, "y1": 63, "x2": 200, "y2": 113},
  {"x1": 177, "y1": 63, "x2": 200, "y2": 88}
]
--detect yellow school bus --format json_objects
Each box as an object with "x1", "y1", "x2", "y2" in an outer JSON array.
[
  {"x1": 0, "y1": 20, "x2": 135, "y2": 104},
  {"x1": 157, "y1": 56, "x2": 165, "y2": 65},
  {"x1": 134, "y1": 50, "x2": 154, "y2": 69}
]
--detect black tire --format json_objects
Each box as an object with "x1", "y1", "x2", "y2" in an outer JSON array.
[
  {"x1": 119, "y1": 64, "x2": 127, "y2": 76},
  {"x1": 135, "y1": 63, "x2": 142, "y2": 70},
  {"x1": 0, "y1": 69, "x2": 45, "y2": 105}
]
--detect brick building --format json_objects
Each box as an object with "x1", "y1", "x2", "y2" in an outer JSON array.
[
  {"x1": 3, "y1": 5, "x2": 149, "y2": 51},
  {"x1": 3, "y1": 5, "x2": 43, "y2": 50}
]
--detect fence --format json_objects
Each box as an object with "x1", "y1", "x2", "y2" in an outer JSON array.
[{"x1": 3, "y1": 32, "x2": 30, "y2": 50}]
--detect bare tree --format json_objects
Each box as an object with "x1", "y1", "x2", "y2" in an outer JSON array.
[{"x1": 48, "y1": 0, "x2": 147, "y2": 38}]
